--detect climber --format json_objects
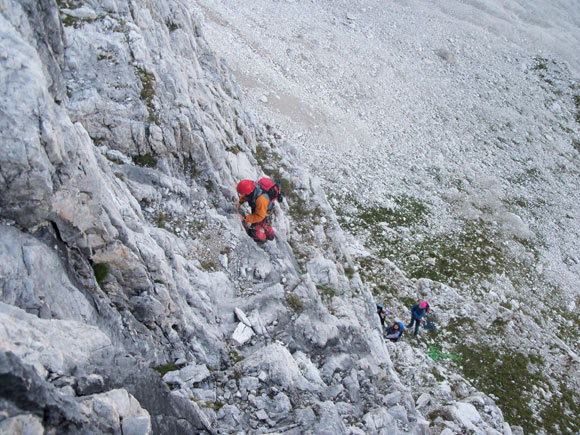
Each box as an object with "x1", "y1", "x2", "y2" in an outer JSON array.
[
  {"x1": 407, "y1": 301, "x2": 430, "y2": 336},
  {"x1": 234, "y1": 177, "x2": 282, "y2": 243},
  {"x1": 383, "y1": 321, "x2": 404, "y2": 342},
  {"x1": 376, "y1": 303, "x2": 388, "y2": 327}
]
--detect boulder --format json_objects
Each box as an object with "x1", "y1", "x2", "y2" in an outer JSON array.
[
  {"x1": 0, "y1": 414, "x2": 44, "y2": 435},
  {"x1": 0, "y1": 302, "x2": 112, "y2": 375},
  {"x1": 416, "y1": 392, "x2": 431, "y2": 409},
  {"x1": 312, "y1": 401, "x2": 348, "y2": 435},
  {"x1": 76, "y1": 374, "x2": 105, "y2": 396},
  {"x1": 234, "y1": 307, "x2": 252, "y2": 327},
  {"x1": 306, "y1": 256, "x2": 339, "y2": 288},
  {"x1": 162, "y1": 364, "x2": 210, "y2": 388},
  {"x1": 232, "y1": 322, "x2": 254, "y2": 346},
  {"x1": 78, "y1": 389, "x2": 151, "y2": 434},
  {"x1": 241, "y1": 343, "x2": 317, "y2": 391},
  {"x1": 363, "y1": 407, "x2": 395, "y2": 432}
]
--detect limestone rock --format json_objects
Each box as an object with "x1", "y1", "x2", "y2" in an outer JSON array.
[
  {"x1": 162, "y1": 364, "x2": 210, "y2": 388},
  {"x1": 241, "y1": 343, "x2": 318, "y2": 391},
  {"x1": 416, "y1": 392, "x2": 431, "y2": 409},
  {"x1": 78, "y1": 389, "x2": 151, "y2": 435},
  {"x1": 363, "y1": 408, "x2": 395, "y2": 432},
  {"x1": 234, "y1": 307, "x2": 252, "y2": 327},
  {"x1": 306, "y1": 256, "x2": 339, "y2": 288},
  {"x1": 232, "y1": 322, "x2": 254, "y2": 346},
  {"x1": 76, "y1": 374, "x2": 105, "y2": 396}
]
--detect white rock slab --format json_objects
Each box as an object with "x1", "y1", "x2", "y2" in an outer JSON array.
[
  {"x1": 234, "y1": 308, "x2": 252, "y2": 327},
  {"x1": 232, "y1": 322, "x2": 254, "y2": 346}
]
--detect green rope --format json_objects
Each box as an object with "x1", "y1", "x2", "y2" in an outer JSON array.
[{"x1": 426, "y1": 345, "x2": 461, "y2": 362}]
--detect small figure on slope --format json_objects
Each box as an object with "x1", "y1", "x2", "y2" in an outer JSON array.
[
  {"x1": 235, "y1": 178, "x2": 282, "y2": 243},
  {"x1": 376, "y1": 303, "x2": 388, "y2": 327},
  {"x1": 407, "y1": 301, "x2": 430, "y2": 336},
  {"x1": 383, "y1": 321, "x2": 404, "y2": 342}
]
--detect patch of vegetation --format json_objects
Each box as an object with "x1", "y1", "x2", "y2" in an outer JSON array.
[
  {"x1": 574, "y1": 94, "x2": 580, "y2": 124},
  {"x1": 61, "y1": 14, "x2": 95, "y2": 28},
  {"x1": 229, "y1": 144, "x2": 243, "y2": 154},
  {"x1": 133, "y1": 153, "x2": 157, "y2": 168},
  {"x1": 154, "y1": 210, "x2": 167, "y2": 228},
  {"x1": 97, "y1": 52, "x2": 115, "y2": 63},
  {"x1": 454, "y1": 344, "x2": 549, "y2": 433},
  {"x1": 403, "y1": 219, "x2": 508, "y2": 286},
  {"x1": 153, "y1": 362, "x2": 183, "y2": 377},
  {"x1": 342, "y1": 194, "x2": 430, "y2": 229},
  {"x1": 228, "y1": 349, "x2": 244, "y2": 364},
  {"x1": 541, "y1": 383, "x2": 580, "y2": 434},
  {"x1": 166, "y1": 20, "x2": 180, "y2": 32},
  {"x1": 135, "y1": 67, "x2": 158, "y2": 123},
  {"x1": 445, "y1": 317, "x2": 476, "y2": 344},
  {"x1": 202, "y1": 401, "x2": 224, "y2": 412},
  {"x1": 200, "y1": 259, "x2": 217, "y2": 271},
  {"x1": 344, "y1": 265, "x2": 355, "y2": 279},
  {"x1": 185, "y1": 158, "x2": 201, "y2": 179},
  {"x1": 90, "y1": 136, "x2": 105, "y2": 146},
  {"x1": 92, "y1": 263, "x2": 109, "y2": 288},
  {"x1": 286, "y1": 294, "x2": 304, "y2": 313},
  {"x1": 253, "y1": 143, "x2": 283, "y2": 171},
  {"x1": 508, "y1": 167, "x2": 542, "y2": 185}
]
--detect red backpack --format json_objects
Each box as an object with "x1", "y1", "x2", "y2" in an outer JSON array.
[{"x1": 257, "y1": 177, "x2": 280, "y2": 203}]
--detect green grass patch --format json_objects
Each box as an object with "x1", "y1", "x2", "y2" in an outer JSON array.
[
  {"x1": 133, "y1": 154, "x2": 157, "y2": 168},
  {"x1": 200, "y1": 259, "x2": 217, "y2": 271},
  {"x1": 541, "y1": 383, "x2": 580, "y2": 434},
  {"x1": 574, "y1": 94, "x2": 580, "y2": 124},
  {"x1": 344, "y1": 265, "x2": 355, "y2": 279},
  {"x1": 286, "y1": 294, "x2": 304, "y2": 313},
  {"x1": 229, "y1": 144, "x2": 243, "y2": 154},
  {"x1": 403, "y1": 219, "x2": 508, "y2": 286},
  {"x1": 153, "y1": 362, "x2": 183, "y2": 377},
  {"x1": 136, "y1": 67, "x2": 158, "y2": 123},
  {"x1": 62, "y1": 14, "x2": 95, "y2": 28},
  {"x1": 454, "y1": 344, "x2": 548, "y2": 433},
  {"x1": 154, "y1": 210, "x2": 167, "y2": 228},
  {"x1": 532, "y1": 57, "x2": 549, "y2": 71},
  {"x1": 92, "y1": 263, "x2": 109, "y2": 288},
  {"x1": 166, "y1": 20, "x2": 180, "y2": 32},
  {"x1": 228, "y1": 349, "x2": 244, "y2": 364}
]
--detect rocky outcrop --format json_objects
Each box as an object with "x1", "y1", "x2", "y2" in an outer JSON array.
[{"x1": 0, "y1": 0, "x2": 517, "y2": 433}]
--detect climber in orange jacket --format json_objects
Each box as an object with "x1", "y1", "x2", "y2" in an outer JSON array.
[{"x1": 234, "y1": 178, "x2": 282, "y2": 242}]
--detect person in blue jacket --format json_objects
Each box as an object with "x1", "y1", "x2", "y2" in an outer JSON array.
[
  {"x1": 383, "y1": 321, "x2": 404, "y2": 342},
  {"x1": 407, "y1": 301, "x2": 430, "y2": 336}
]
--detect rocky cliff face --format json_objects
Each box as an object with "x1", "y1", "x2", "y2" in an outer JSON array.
[{"x1": 1, "y1": 1, "x2": 518, "y2": 434}]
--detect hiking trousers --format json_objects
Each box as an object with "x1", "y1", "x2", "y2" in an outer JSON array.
[
  {"x1": 407, "y1": 317, "x2": 421, "y2": 336},
  {"x1": 248, "y1": 221, "x2": 274, "y2": 242}
]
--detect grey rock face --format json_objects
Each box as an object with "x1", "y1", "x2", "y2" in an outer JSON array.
[
  {"x1": 0, "y1": 0, "x2": 517, "y2": 432},
  {"x1": 76, "y1": 374, "x2": 105, "y2": 396}
]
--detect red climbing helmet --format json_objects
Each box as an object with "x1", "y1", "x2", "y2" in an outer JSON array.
[
  {"x1": 237, "y1": 179, "x2": 255, "y2": 195},
  {"x1": 419, "y1": 301, "x2": 427, "y2": 309}
]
